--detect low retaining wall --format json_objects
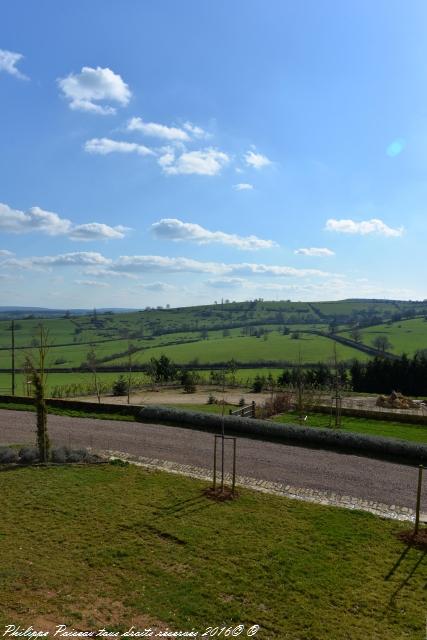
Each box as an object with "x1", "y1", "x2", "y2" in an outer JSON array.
[{"x1": 139, "y1": 405, "x2": 427, "y2": 466}]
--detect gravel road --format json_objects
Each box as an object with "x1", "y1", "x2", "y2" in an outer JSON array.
[{"x1": 0, "y1": 408, "x2": 425, "y2": 511}]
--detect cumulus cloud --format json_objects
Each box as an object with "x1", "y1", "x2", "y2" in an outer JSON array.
[
  {"x1": 128, "y1": 117, "x2": 189, "y2": 141},
  {"x1": 325, "y1": 218, "x2": 404, "y2": 237},
  {"x1": 0, "y1": 203, "x2": 71, "y2": 235},
  {"x1": 244, "y1": 150, "x2": 272, "y2": 169},
  {"x1": 2, "y1": 252, "x2": 112, "y2": 270},
  {"x1": 0, "y1": 249, "x2": 14, "y2": 257},
  {"x1": 111, "y1": 255, "x2": 330, "y2": 278},
  {"x1": 295, "y1": 247, "x2": 335, "y2": 257},
  {"x1": 160, "y1": 148, "x2": 230, "y2": 176},
  {"x1": 0, "y1": 49, "x2": 28, "y2": 80},
  {"x1": 69, "y1": 223, "x2": 129, "y2": 241},
  {"x1": 0, "y1": 202, "x2": 128, "y2": 241},
  {"x1": 84, "y1": 137, "x2": 153, "y2": 156},
  {"x1": 233, "y1": 183, "x2": 253, "y2": 191},
  {"x1": 74, "y1": 279, "x2": 110, "y2": 287},
  {"x1": 150, "y1": 218, "x2": 277, "y2": 250},
  {"x1": 58, "y1": 66, "x2": 131, "y2": 115},
  {"x1": 114, "y1": 255, "x2": 220, "y2": 274}
]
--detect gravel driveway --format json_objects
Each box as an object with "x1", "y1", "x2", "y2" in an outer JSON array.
[{"x1": 0, "y1": 408, "x2": 425, "y2": 511}]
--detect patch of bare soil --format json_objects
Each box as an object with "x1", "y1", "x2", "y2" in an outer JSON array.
[
  {"x1": 203, "y1": 486, "x2": 239, "y2": 501},
  {"x1": 75, "y1": 385, "x2": 269, "y2": 407},
  {"x1": 397, "y1": 528, "x2": 427, "y2": 551}
]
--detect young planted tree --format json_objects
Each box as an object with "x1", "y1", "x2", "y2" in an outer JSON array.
[
  {"x1": 25, "y1": 324, "x2": 50, "y2": 462},
  {"x1": 86, "y1": 346, "x2": 101, "y2": 403}
]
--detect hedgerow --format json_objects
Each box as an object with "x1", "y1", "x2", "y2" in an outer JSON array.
[{"x1": 138, "y1": 405, "x2": 427, "y2": 464}]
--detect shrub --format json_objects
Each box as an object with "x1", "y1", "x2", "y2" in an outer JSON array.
[
  {"x1": 18, "y1": 447, "x2": 39, "y2": 464},
  {"x1": 51, "y1": 446, "x2": 70, "y2": 463},
  {"x1": 207, "y1": 394, "x2": 217, "y2": 405},
  {"x1": 109, "y1": 458, "x2": 129, "y2": 467},
  {"x1": 112, "y1": 375, "x2": 128, "y2": 396},
  {"x1": 0, "y1": 447, "x2": 19, "y2": 463},
  {"x1": 252, "y1": 375, "x2": 265, "y2": 393},
  {"x1": 238, "y1": 397, "x2": 246, "y2": 407}
]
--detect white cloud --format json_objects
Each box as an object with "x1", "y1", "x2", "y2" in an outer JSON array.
[
  {"x1": 114, "y1": 255, "x2": 220, "y2": 274},
  {"x1": 227, "y1": 263, "x2": 330, "y2": 278},
  {"x1": 183, "y1": 121, "x2": 209, "y2": 139},
  {"x1": 0, "y1": 202, "x2": 128, "y2": 241},
  {"x1": 161, "y1": 148, "x2": 230, "y2": 176},
  {"x1": 136, "y1": 281, "x2": 175, "y2": 292},
  {"x1": 84, "y1": 138, "x2": 153, "y2": 156},
  {"x1": 112, "y1": 255, "x2": 330, "y2": 278},
  {"x1": 82, "y1": 267, "x2": 138, "y2": 280},
  {"x1": 244, "y1": 150, "x2": 272, "y2": 169},
  {"x1": 69, "y1": 223, "x2": 129, "y2": 241},
  {"x1": 233, "y1": 183, "x2": 253, "y2": 191},
  {"x1": 295, "y1": 247, "x2": 335, "y2": 257},
  {"x1": 74, "y1": 279, "x2": 110, "y2": 288},
  {"x1": 58, "y1": 66, "x2": 131, "y2": 115},
  {"x1": 206, "y1": 278, "x2": 247, "y2": 289},
  {"x1": 150, "y1": 218, "x2": 277, "y2": 250},
  {"x1": 325, "y1": 218, "x2": 404, "y2": 237},
  {"x1": 0, "y1": 249, "x2": 14, "y2": 257},
  {"x1": 128, "y1": 117, "x2": 189, "y2": 141},
  {"x1": 0, "y1": 49, "x2": 28, "y2": 80},
  {"x1": 0, "y1": 203, "x2": 71, "y2": 235},
  {"x1": 2, "y1": 252, "x2": 112, "y2": 270}
]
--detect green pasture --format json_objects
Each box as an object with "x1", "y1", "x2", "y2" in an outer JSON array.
[
  {"x1": 107, "y1": 331, "x2": 368, "y2": 366},
  {"x1": 0, "y1": 464, "x2": 424, "y2": 638},
  {"x1": 341, "y1": 317, "x2": 427, "y2": 356}
]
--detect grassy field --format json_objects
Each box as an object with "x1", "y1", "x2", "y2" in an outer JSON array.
[
  {"x1": 341, "y1": 317, "x2": 427, "y2": 357},
  {"x1": 273, "y1": 411, "x2": 427, "y2": 443},
  {"x1": 107, "y1": 331, "x2": 368, "y2": 366},
  {"x1": 0, "y1": 464, "x2": 424, "y2": 638}
]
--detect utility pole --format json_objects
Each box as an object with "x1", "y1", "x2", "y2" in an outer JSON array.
[{"x1": 11, "y1": 319, "x2": 15, "y2": 396}]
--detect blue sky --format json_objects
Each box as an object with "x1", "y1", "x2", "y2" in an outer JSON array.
[{"x1": 0, "y1": 0, "x2": 426, "y2": 308}]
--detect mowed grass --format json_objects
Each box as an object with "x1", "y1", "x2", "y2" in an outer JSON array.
[
  {"x1": 341, "y1": 317, "x2": 427, "y2": 356},
  {"x1": 273, "y1": 411, "x2": 427, "y2": 443},
  {"x1": 0, "y1": 464, "x2": 424, "y2": 638}
]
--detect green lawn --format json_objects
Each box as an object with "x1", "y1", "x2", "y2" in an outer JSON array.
[
  {"x1": 0, "y1": 464, "x2": 424, "y2": 638},
  {"x1": 273, "y1": 411, "x2": 427, "y2": 443}
]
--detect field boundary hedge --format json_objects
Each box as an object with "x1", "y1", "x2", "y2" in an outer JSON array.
[{"x1": 139, "y1": 405, "x2": 427, "y2": 465}]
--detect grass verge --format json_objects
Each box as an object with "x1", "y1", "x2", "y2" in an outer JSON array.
[
  {"x1": 0, "y1": 401, "x2": 136, "y2": 422},
  {"x1": 273, "y1": 411, "x2": 427, "y2": 443},
  {"x1": 0, "y1": 464, "x2": 424, "y2": 638}
]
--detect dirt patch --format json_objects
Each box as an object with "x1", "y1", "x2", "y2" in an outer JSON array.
[
  {"x1": 397, "y1": 528, "x2": 427, "y2": 550},
  {"x1": 74, "y1": 385, "x2": 268, "y2": 407},
  {"x1": 203, "y1": 486, "x2": 239, "y2": 502}
]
